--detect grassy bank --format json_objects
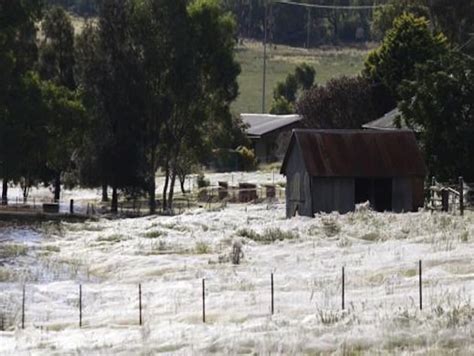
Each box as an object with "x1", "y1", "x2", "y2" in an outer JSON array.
[{"x1": 233, "y1": 41, "x2": 371, "y2": 114}]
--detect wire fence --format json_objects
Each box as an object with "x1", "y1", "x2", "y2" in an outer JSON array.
[
  {"x1": 0, "y1": 260, "x2": 440, "y2": 332},
  {"x1": 0, "y1": 183, "x2": 287, "y2": 219}
]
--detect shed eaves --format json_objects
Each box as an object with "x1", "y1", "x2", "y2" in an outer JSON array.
[
  {"x1": 281, "y1": 129, "x2": 426, "y2": 177},
  {"x1": 241, "y1": 114, "x2": 302, "y2": 137}
]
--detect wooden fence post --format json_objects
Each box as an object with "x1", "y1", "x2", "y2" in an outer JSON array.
[
  {"x1": 431, "y1": 176, "x2": 436, "y2": 210},
  {"x1": 342, "y1": 266, "x2": 345, "y2": 310},
  {"x1": 419, "y1": 260, "x2": 422, "y2": 310},
  {"x1": 21, "y1": 285, "x2": 25, "y2": 329},
  {"x1": 459, "y1": 176, "x2": 464, "y2": 216},
  {"x1": 271, "y1": 273, "x2": 274, "y2": 315},
  {"x1": 202, "y1": 279, "x2": 206, "y2": 323},
  {"x1": 139, "y1": 284, "x2": 142, "y2": 326},
  {"x1": 79, "y1": 284, "x2": 82, "y2": 328}
]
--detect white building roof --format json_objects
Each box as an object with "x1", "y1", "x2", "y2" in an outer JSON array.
[{"x1": 241, "y1": 113, "x2": 302, "y2": 138}]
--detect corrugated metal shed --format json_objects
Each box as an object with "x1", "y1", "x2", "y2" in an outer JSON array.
[
  {"x1": 281, "y1": 129, "x2": 426, "y2": 178},
  {"x1": 241, "y1": 114, "x2": 302, "y2": 137}
]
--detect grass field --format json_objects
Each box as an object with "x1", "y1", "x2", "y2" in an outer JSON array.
[{"x1": 233, "y1": 41, "x2": 371, "y2": 114}]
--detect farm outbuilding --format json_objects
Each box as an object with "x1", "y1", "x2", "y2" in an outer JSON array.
[
  {"x1": 362, "y1": 108, "x2": 422, "y2": 135},
  {"x1": 281, "y1": 129, "x2": 426, "y2": 217},
  {"x1": 241, "y1": 113, "x2": 302, "y2": 162}
]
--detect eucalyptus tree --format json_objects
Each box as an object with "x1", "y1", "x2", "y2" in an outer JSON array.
[
  {"x1": 38, "y1": 6, "x2": 80, "y2": 201},
  {"x1": 75, "y1": 0, "x2": 146, "y2": 213},
  {"x1": 0, "y1": 0, "x2": 42, "y2": 204}
]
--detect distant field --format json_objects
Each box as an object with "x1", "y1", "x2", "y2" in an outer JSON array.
[
  {"x1": 233, "y1": 41, "x2": 370, "y2": 114},
  {"x1": 67, "y1": 16, "x2": 369, "y2": 115}
]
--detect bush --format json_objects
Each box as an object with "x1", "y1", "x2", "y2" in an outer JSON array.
[
  {"x1": 237, "y1": 227, "x2": 298, "y2": 244},
  {"x1": 197, "y1": 173, "x2": 210, "y2": 188},
  {"x1": 236, "y1": 146, "x2": 257, "y2": 171},
  {"x1": 195, "y1": 241, "x2": 211, "y2": 254},
  {"x1": 143, "y1": 230, "x2": 166, "y2": 239}
]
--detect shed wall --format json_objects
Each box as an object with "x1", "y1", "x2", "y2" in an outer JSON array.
[
  {"x1": 411, "y1": 177, "x2": 425, "y2": 210},
  {"x1": 392, "y1": 177, "x2": 413, "y2": 212},
  {"x1": 312, "y1": 177, "x2": 355, "y2": 214},
  {"x1": 285, "y1": 144, "x2": 312, "y2": 217}
]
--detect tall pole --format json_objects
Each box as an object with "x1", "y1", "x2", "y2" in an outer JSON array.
[
  {"x1": 262, "y1": 1, "x2": 268, "y2": 113},
  {"x1": 306, "y1": 8, "x2": 311, "y2": 48}
]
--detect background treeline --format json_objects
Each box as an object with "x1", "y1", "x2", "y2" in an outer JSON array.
[
  {"x1": 44, "y1": 0, "x2": 474, "y2": 48},
  {"x1": 45, "y1": 0, "x2": 96, "y2": 17},
  {"x1": 0, "y1": 0, "x2": 246, "y2": 214}
]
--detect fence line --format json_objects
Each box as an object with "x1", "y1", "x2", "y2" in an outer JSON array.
[{"x1": 0, "y1": 261, "x2": 436, "y2": 331}]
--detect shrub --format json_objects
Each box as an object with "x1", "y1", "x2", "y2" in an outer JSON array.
[
  {"x1": 237, "y1": 227, "x2": 298, "y2": 244},
  {"x1": 143, "y1": 230, "x2": 166, "y2": 239},
  {"x1": 322, "y1": 218, "x2": 341, "y2": 237},
  {"x1": 195, "y1": 242, "x2": 211, "y2": 254},
  {"x1": 236, "y1": 146, "x2": 257, "y2": 171},
  {"x1": 96, "y1": 234, "x2": 126, "y2": 243},
  {"x1": 261, "y1": 228, "x2": 299, "y2": 242},
  {"x1": 197, "y1": 173, "x2": 210, "y2": 188},
  {"x1": 0, "y1": 244, "x2": 28, "y2": 259},
  {"x1": 236, "y1": 228, "x2": 260, "y2": 240}
]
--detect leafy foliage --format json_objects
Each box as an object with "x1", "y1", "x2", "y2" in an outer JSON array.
[
  {"x1": 270, "y1": 63, "x2": 315, "y2": 115},
  {"x1": 371, "y1": 0, "x2": 429, "y2": 40},
  {"x1": 399, "y1": 51, "x2": 474, "y2": 181},
  {"x1": 364, "y1": 13, "x2": 449, "y2": 97},
  {"x1": 236, "y1": 146, "x2": 257, "y2": 171},
  {"x1": 297, "y1": 76, "x2": 384, "y2": 129}
]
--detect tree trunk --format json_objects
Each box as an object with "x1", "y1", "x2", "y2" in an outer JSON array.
[
  {"x1": 149, "y1": 148, "x2": 157, "y2": 214},
  {"x1": 162, "y1": 160, "x2": 170, "y2": 211},
  {"x1": 179, "y1": 173, "x2": 186, "y2": 195},
  {"x1": 54, "y1": 173, "x2": 61, "y2": 202},
  {"x1": 111, "y1": 186, "x2": 118, "y2": 213},
  {"x1": 167, "y1": 169, "x2": 177, "y2": 212},
  {"x1": 102, "y1": 184, "x2": 109, "y2": 202},
  {"x1": 1, "y1": 179, "x2": 8, "y2": 205},
  {"x1": 149, "y1": 176, "x2": 156, "y2": 214}
]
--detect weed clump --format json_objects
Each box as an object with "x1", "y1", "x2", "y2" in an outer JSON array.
[
  {"x1": 143, "y1": 230, "x2": 166, "y2": 239},
  {"x1": 96, "y1": 234, "x2": 126, "y2": 243},
  {"x1": 237, "y1": 227, "x2": 298, "y2": 243},
  {"x1": 0, "y1": 244, "x2": 28, "y2": 258},
  {"x1": 0, "y1": 267, "x2": 12, "y2": 282},
  {"x1": 359, "y1": 232, "x2": 379, "y2": 242},
  {"x1": 195, "y1": 242, "x2": 211, "y2": 254},
  {"x1": 317, "y1": 309, "x2": 347, "y2": 325},
  {"x1": 322, "y1": 218, "x2": 341, "y2": 237},
  {"x1": 236, "y1": 228, "x2": 260, "y2": 240}
]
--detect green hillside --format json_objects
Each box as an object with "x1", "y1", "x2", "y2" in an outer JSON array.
[{"x1": 233, "y1": 41, "x2": 370, "y2": 114}]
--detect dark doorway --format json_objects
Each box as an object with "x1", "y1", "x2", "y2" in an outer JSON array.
[
  {"x1": 355, "y1": 178, "x2": 371, "y2": 204},
  {"x1": 373, "y1": 178, "x2": 392, "y2": 212}
]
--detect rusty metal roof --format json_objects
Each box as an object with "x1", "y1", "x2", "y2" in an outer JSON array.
[{"x1": 281, "y1": 129, "x2": 426, "y2": 177}]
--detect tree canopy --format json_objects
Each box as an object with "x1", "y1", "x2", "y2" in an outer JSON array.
[
  {"x1": 364, "y1": 13, "x2": 449, "y2": 97},
  {"x1": 399, "y1": 51, "x2": 474, "y2": 181}
]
